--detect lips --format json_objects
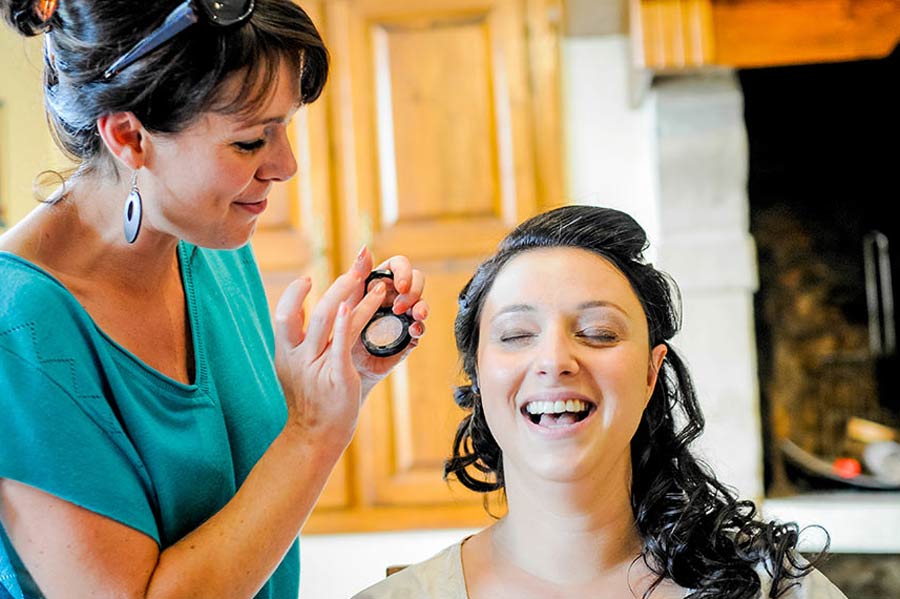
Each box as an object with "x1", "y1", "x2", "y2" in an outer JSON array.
[{"x1": 234, "y1": 198, "x2": 268, "y2": 215}]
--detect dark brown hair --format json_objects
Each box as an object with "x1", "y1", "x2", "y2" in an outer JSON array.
[{"x1": 1, "y1": 0, "x2": 327, "y2": 175}]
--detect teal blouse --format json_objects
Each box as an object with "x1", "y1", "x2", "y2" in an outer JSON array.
[{"x1": 0, "y1": 242, "x2": 298, "y2": 599}]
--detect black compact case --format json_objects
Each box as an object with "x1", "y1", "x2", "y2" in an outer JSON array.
[{"x1": 361, "y1": 270, "x2": 413, "y2": 357}]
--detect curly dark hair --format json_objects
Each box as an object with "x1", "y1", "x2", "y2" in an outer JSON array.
[
  {"x1": 443, "y1": 205, "x2": 826, "y2": 599},
  {"x1": 1, "y1": 0, "x2": 327, "y2": 175}
]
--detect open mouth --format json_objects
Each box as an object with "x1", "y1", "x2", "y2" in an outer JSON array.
[{"x1": 522, "y1": 399, "x2": 596, "y2": 428}]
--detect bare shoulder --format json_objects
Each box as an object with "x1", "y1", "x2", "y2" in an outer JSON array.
[
  {"x1": 0, "y1": 203, "x2": 60, "y2": 264},
  {"x1": 0, "y1": 218, "x2": 36, "y2": 257}
]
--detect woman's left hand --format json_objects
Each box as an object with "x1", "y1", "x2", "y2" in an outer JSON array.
[{"x1": 352, "y1": 250, "x2": 428, "y2": 397}]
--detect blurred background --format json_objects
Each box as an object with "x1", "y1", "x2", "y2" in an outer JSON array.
[{"x1": 2, "y1": 0, "x2": 899, "y2": 597}]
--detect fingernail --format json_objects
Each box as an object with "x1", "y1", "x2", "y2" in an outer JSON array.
[
  {"x1": 373, "y1": 281, "x2": 386, "y2": 294},
  {"x1": 355, "y1": 245, "x2": 368, "y2": 264}
]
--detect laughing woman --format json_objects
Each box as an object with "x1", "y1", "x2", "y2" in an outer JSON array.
[
  {"x1": 0, "y1": 1, "x2": 427, "y2": 598},
  {"x1": 354, "y1": 205, "x2": 844, "y2": 599}
]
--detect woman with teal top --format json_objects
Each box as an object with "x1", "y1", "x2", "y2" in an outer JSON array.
[{"x1": 0, "y1": 1, "x2": 428, "y2": 598}]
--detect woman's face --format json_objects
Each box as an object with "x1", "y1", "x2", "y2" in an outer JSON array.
[
  {"x1": 140, "y1": 59, "x2": 300, "y2": 249},
  {"x1": 476, "y1": 247, "x2": 666, "y2": 485}
]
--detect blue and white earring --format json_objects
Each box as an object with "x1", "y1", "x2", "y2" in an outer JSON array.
[{"x1": 123, "y1": 171, "x2": 142, "y2": 244}]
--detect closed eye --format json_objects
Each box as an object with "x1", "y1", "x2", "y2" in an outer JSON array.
[
  {"x1": 499, "y1": 331, "x2": 536, "y2": 344},
  {"x1": 577, "y1": 329, "x2": 619, "y2": 343},
  {"x1": 234, "y1": 139, "x2": 266, "y2": 153}
]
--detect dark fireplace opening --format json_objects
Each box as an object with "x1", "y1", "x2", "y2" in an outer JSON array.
[{"x1": 739, "y1": 45, "x2": 900, "y2": 497}]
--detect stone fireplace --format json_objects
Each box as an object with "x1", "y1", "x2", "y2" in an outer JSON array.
[{"x1": 649, "y1": 48, "x2": 900, "y2": 563}]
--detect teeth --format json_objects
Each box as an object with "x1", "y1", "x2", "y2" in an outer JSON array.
[{"x1": 525, "y1": 399, "x2": 589, "y2": 415}]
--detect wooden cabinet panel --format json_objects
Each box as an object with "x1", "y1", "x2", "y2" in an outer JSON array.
[
  {"x1": 324, "y1": 0, "x2": 543, "y2": 517},
  {"x1": 277, "y1": 0, "x2": 563, "y2": 532},
  {"x1": 325, "y1": 0, "x2": 543, "y2": 251},
  {"x1": 360, "y1": 261, "x2": 484, "y2": 506},
  {"x1": 378, "y1": 20, "x2": 498, "y2": 221}
]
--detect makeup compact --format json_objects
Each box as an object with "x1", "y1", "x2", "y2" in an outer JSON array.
[{"x1": 361, "y1": 270, "x2": 413, "y2": 357}]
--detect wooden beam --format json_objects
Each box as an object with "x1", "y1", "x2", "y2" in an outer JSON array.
[
  {"x1": 630, "y1": 0, "x2": 716, "y2": 69},
  {"x1": 714, "y1": 0, "x2": 900, "y2": 68},
  {"x1": 632, "y1": 0, "x2": 900, "y2": 70}
]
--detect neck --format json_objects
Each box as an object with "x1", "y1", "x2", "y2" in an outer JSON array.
[
  {"x1": 493, "y1": 449, "x2": 642, "y2": 586},
  {"x1": 23, "y1": 173, "x2": 182, "y2": 294}
]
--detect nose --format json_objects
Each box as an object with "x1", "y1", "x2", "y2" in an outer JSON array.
[
  {"x1": 258, "y1": 129, "x2": 298, "y2": 182},
  {"x1": 533, "y1": 326, "x2": 579, "y2": 379}
]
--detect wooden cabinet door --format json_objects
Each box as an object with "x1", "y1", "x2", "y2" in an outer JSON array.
[
  {"x1": 302, "y1": 0, "x2": 562, "y2": 529},
  {"x1": 248, "y1": 0, "x2": 362, "y2": 512}
]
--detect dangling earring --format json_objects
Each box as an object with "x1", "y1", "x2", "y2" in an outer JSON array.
[{"x1": 123, "y1": 171, "x2": 142, "y2": 244}]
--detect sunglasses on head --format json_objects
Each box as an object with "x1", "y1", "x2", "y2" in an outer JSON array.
[{"x1": 103, "y1": 0, "x2": 255, "y2": 79}]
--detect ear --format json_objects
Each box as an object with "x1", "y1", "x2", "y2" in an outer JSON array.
[
  {"x1": 96, "y1": 112, "x2": 147, "y2": 171},
  {"x1": 644, "y1": 343, "x2": 668, "y2": 405}
]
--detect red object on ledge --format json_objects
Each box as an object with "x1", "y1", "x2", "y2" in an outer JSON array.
[{"x1": 832, "y1": 457, "x2": 862, "y2": 479}]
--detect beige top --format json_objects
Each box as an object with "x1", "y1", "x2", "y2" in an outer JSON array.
[{"x1": 351, "y1": 542, "x2": 848, "y2": 599}]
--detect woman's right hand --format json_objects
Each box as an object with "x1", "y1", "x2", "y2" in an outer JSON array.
[{"x1": 272, "y1": 247, "x2": 385, "y2": 452}]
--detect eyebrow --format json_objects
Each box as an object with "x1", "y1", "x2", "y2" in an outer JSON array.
[
  {"x1": 491, "y1": 304, "x2": 536, "y2": 320},
  {"x1": 256, "y1": 116, "x2": 286, "y2": 126},
  {"x1": 237, "y1": 104, "x2": 303, "y2": 130},
  {"x1": 238, "y1": 115, "x2": 290, "y2": 130},
  {"x1": 576, "y1": 300, "x2": 628, "y2": 315},
  {"x1": 490, "y1": 300, "x2": 629, "y2": 322}
]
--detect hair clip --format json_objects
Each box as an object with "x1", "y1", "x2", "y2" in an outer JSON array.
[{"x1": 34, "y1": 0, "x2": 58, "y2": 22}]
